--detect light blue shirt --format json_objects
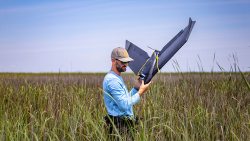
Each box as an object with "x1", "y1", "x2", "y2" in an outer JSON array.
[{"x1": 103, "y1": 71, "x2": 140, "y2": 117}]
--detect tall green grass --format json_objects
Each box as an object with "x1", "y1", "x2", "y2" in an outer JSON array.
[{"x1": 0, "y1": 72, "x2": 249, "y2": 140}]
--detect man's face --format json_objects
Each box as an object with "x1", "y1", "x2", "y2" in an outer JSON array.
[{"x1": 115, "y1": 59, "x2": 129, "y2": 72}]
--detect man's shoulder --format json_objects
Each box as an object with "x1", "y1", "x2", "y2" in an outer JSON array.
[
  {"x1": 104, "y1": 72, "x2": 119, "y2": 80},
  {"x1": 103, "y1": 72, "x2": 122, "y2": 85}
]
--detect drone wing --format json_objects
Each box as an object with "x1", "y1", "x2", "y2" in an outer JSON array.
[
  {"x1": 125, "y1": 40, "x2": 150, "y2": 75},
  {"x1": 151, "y1": 18, "x2": 196, "y2": 77},
  {"x1": 157, "y1": 18, "x2": 195, "y2": 70}
]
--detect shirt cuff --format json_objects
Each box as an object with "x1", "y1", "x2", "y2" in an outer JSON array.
[
  {"x1": 131, "y1": 87, "x2": 139, "y2": 93},
  {"x1": 133, "y1": 87, "x2": 139, "y2": 91}
]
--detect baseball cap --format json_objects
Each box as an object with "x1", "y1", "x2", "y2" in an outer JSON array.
[{"x1": 111, "y1": 47, "x2": 134, "y2": 62}]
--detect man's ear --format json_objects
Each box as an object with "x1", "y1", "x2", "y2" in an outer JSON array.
[{"x1": 111, "y1": 58, "x2": 116, "y2": 63}]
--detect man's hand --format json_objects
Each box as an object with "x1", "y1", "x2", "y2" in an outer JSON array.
[{"x1": 138, "y1": 80, "x2": 151, "y2": 96}]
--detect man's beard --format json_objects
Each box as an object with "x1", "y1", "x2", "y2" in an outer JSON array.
[{"x1": 116, "y1": 63, "x2": 126, "y2": 72}]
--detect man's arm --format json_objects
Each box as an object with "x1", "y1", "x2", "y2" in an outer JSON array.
[{"x1": 108, "y1": 80, "x2": 140, "y2": 112}]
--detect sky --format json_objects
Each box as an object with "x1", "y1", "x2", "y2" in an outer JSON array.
[{"x1": 0, "y1": 0, "x2": 250, "y2": 72}]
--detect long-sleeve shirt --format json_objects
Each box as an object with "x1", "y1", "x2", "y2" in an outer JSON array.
[{"x1": 103, "y1": 71, "x2": 140, "y2": 117}]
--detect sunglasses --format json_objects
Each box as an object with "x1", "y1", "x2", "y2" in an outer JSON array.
[{"x1": 116, "y1": 59, "x2": 129, "y2": 65}]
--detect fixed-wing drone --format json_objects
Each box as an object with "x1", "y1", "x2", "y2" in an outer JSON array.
[{"x1": 125, "y1": 18, "x2": 196, "y2": 84}]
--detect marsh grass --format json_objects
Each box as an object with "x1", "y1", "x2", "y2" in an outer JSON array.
[{"x1": 0, "y1": 71, "x2": 249, "y2": 140}]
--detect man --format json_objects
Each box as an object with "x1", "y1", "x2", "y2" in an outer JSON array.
[{"x1": 103, "y1": 47, "x2": 151, "y2": 139}]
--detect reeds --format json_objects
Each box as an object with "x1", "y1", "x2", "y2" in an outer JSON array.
[{"x1": 0, "y1": 71, "x2": 249, "y2": 140}]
